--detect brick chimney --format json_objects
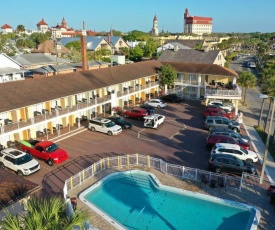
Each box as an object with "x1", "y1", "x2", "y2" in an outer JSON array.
[{"x1": 81, "y1": 21, "x2": 88, "y2": 71}]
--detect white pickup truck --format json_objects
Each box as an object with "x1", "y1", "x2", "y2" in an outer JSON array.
[{"x1": 144, "y1": 114, "x2": 165, "y2": 129}]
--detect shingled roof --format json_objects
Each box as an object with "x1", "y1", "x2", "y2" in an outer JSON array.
[
  {"x1": 160, "y1": 61, "x2": 238, "y2": 77},
  {"x1": 0, "y1": 169, "x2": 40, "y2": 209},
  {"x1": 31, "y1": 40, "x2": 69, "y2": 54},
  {"x1": 158, "y1": 49, "x2": 221, "y2": 64},
  {"x1": 0, "y1": 60, "x2": 162, "y2": 113}
]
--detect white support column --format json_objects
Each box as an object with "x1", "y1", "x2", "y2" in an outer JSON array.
[
  {"x1": 233, "y1": 77, "x2": 237, "y2": 85},
  {"x1": 110, "y1": 92, "x2": 117, "y2": 115},
  {"x1": 235, "y1": 100, "x2": 239, "y2": 115}
]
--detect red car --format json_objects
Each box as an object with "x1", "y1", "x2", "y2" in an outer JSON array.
[
  {"x1": 21, "y1": 140, "x2": 68, "y2": 166},
  {"x1": 206, "y1": 134, "x2": 250, "y2": 150},
  {"x1": 204, "y1": 107, "x2": 233, "y2": 119},
  {"x1": 122, "y1": 108, "x2": 148, "y2": 120}
]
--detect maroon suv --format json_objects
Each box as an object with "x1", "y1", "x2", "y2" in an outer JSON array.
[
  {"x1": 122, "y1": 108, "x2": 148, "y2": 120},
  {"x1": 206, "y1": 134, "x2": 250, "y2": 150},
  {"x1": 204, "y1": 107, "x2": 233, "y2": 119}
]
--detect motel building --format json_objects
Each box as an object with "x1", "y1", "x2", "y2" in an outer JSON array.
[
  {"x1": 163, "y1": 62, "x2": 242, "y2": 112},
  {"x1": 0, "y1": 60, "x2": 241, "y2": 147}
]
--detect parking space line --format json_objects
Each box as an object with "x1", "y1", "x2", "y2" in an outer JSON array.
[{"x1": 138, "y1": 120, "x2": 186, "y2": 142}]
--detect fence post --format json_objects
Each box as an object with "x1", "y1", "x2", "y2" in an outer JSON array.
[
  {"x1": 118, "y1": 156, "x2": 120, "y2": 168},
  {"x1": 107, "y1": 157, "x2": 110, "y2": 168},
  {"x1": 127, "y1": 154, "x2": 129, "y2": 167},
  {"x1": 147, "y1": 155, "x2": 150, "y2": 168},
  {"x1": 100, "y1": 159, "x2": 102, "y2": 170},
  {"x1": 136, "y1": 153, "x2": 139, "y2": 166},
  {"x1": 63, "y1": 181, "x2": 68, "y2": 199},
  {"x1": 79, "y1": 172, "x2": 82, "y2": 185},
  {"x1": 94, "y1": 163, "x2": 96, "y2": 174},
  {"x1": 182, "y1": 166, "x2": 185, "y2": 179},
  {"x1": 195, "y1": 169, "x2": 198, "y2": 180},
  {"x1": 70, "y1": 177, "x2": 73, "y2": 190},
  {"x1": 165, "y1": 162, "x2": 167, "y2": 174},
  {"x1": 82, "y1": 169, "x2": 85, "y2": 183}
]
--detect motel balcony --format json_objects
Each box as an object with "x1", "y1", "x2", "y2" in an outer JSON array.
[
  {"x1": 204, "y1": 84, "x2": 242, "y2": 98},
  {"x1": 174, "y1": 79, "x2": 203, "y2": 87}
]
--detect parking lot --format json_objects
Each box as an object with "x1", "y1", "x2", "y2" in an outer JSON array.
[{"x1": 24, "y1": 99, "x2": 260, "y2": 195}]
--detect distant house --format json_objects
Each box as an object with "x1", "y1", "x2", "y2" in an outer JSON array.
[
  {"x1": 31, "y1": 40, "x2": 69, "y2": 56},
  {"x1": 158, "y1": 49, "x2": 226, "y2": 66},
  {"x1": 163, "y1": 39, "x2": 206, "y2": 49},
  {"x1": 11, "y1": 53, "x2": 73, "y2": 77},
  {"x1": 126, "y1": 40, "x2": 146, "y2": 48},
  {"x1": 1, "y1": 24, "x2": 13, "y2": 34},
  {"x1": 157, "y1": 42, "x2": 191, "y2": 54},
  {"x1": 0, "y1": 53, "x2": 26, "y2": 83},
  {"x1": 59, "y1": 36, "x2": 111, "y2": 51}
]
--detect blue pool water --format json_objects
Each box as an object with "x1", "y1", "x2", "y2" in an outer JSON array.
[{"x1": 80, "y1": 170, "x2": 259, "y2": 230}]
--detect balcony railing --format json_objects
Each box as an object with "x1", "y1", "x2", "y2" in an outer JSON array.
[
  {"x1": 174, "y1": 79, "x2": 203, "y2": 86},
  {"x1": 117, "y1": 81, "x2": 158, "y2": 97},
  {"x1": 205, "y1": 85, "x2": 242, "y2": 97}
]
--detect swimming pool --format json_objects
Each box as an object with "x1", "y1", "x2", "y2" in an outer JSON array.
[{"x1": 79, "y1": 170, "x2": 260, "y2": 230}]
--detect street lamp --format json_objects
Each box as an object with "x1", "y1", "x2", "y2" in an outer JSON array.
[{"x1": 258, "y1": 94, "x2": 275, "y2": 184}]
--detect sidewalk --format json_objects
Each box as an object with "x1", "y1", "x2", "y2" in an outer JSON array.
[{"x1": 241, "y1": 105, "x2": 275, "y2": 185}]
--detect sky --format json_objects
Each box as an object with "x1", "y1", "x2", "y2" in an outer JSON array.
[{"x1": 0, "y1": 0, "x2": 274, "y2": 33}]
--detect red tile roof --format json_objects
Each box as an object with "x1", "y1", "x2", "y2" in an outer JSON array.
[
  {"x1": 37, "y1": 18, "x2": 48, "y2": 26},
  {"x1": 1, "y1": 24, "x2": 12, "y2": 29}
]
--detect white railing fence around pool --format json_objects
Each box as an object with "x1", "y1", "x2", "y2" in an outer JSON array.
[{"x1": 63, "y1": 154, "x2": 246, "y2": 198}]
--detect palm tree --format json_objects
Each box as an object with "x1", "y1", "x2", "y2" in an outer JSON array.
[
  {"x1": 1, "y1": 196, "x2": 88, "y2": 230},
  {"x1": 16, "y1": 25, "x2": 25, "y2": 34},
  {"x1": 237, "y1": 71, "x2": 257, "y2": 104}
]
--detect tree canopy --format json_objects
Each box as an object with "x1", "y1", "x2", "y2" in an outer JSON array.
[
  {"x1": 158, "y1": 64, "x2": 177, "y2": 87},
  {"x1": 237, "y1": 71, "x2": 257, "y2": 104}
]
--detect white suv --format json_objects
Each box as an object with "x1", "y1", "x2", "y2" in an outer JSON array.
[
  {"x1": 144, "y1": 114, "x2": 165, "y2": 129},
  {"x1": 210, "y1": 143, "x2": 258, "y2": 163},
  {"x1": 0, "y1": 148, "x2": 40, "y2": 176},
  {"x1": 208, "y1": 100, "x2": 233, "y2": 111},
  {"x1": 88, "y1": 117, "x2": 122, "y2": 135}
]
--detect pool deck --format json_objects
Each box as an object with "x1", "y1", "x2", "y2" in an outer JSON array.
[{"x1": 67, "y1": 166, "x2": 275, "y2": 230}]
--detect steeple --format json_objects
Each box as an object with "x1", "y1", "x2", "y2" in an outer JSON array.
[
  {"x1": 61, "y1": 17, "x2": 68, "y2": 29},
  {"x1": 151, "y1": 14, "x2": 158, "y2": 36}
]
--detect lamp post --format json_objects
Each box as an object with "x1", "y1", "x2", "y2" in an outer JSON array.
[{"x1": 258, "y1": 94, "x2": 275, "y2": 184}]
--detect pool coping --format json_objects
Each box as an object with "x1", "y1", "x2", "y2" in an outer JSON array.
[{"x1": 79, "y1": 169, "x2": 261, "y2": 230}]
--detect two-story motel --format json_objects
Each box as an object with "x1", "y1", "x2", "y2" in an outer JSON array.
[{"x1": 0, "y1": 60, "x2": 241, "y2": 147}]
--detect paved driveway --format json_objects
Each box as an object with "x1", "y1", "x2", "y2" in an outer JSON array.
[{"x1": 24, "y1": 100, "x2": 258, "y2": 195}]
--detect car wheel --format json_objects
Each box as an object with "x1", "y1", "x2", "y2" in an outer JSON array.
[
  {"x1": 157, "y1": 105, "x2": 161, "y2": 108},
  {"x1": 17, "y1": 170, "x2": 24, "y2": 177},
  {"x1": 215, "y1": 168, "x2": 222, "y2": 173},
  {"x1": 47, "y1": 159, "x2": 54, "y2": 166},
  {"x1": 0, "y1": 162, "x2": 5, "y2": 169},
  {"x1": 232, "y1": 127, "x2": 238, "y2": 132},
  {"x1": 246, "y1": 159, "x2": 253, "y2": 163},
  {"x1": 155, "y1": 125, "x2": 158, "y2": 130},
  {"x1": 91, "y1": 127, "x2": 96, "y2": 132},
  {"x1": 107, "y1": 131, "x2": 113, "y2": 136},
  {"x1": 137, "y1": 116, "x2": 141, "y2": 121}
]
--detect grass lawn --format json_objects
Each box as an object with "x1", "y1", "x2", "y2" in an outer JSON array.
[{"x1": 255, "y1": 126, "x2": 275, "y2": 161}]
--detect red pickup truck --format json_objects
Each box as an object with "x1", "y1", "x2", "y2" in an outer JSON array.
[{"x1": 21, "y1": 140, "x2": 68, "y2": 166}]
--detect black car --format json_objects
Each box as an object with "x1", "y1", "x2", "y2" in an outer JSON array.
[
  {"x1": 160, "y1": 94, "x2": 184, "y2": 103},
  {"x1": 108, "y1": 116, "x2": 132, "y2": 129},
  {"x1": 208, "y1": 154, "x2": 256, "y2": 175},
  {"x1": 139, "y1": 104, "x2": 155, "y2": 115}
]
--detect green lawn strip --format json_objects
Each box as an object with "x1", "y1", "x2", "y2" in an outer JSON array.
[{"x1": 255, "y1": 126, "x2": 275, "y2": 161}]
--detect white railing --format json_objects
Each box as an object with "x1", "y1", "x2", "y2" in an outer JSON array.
[{"x1": 63, "y1": 154, "x2": 243, "y2": 198}]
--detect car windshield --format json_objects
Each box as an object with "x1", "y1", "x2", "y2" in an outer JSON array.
[
  {"x1": 16, "y1": 154, "x2": 33, "y2": 165},
  {"x1": 105, "y1": 121, "x2": 115, "y2": 128},
  {"x1": 45, "y1": 143, "x2": 59, "y2": 153},
  {"x1": 117, "y1": 118, "x2": 125, "y2": 124},
  {"x1": 236, "y1": 159, "x2": 244, "y2": 166},
  {"x1": 240, "y1": 147, "x2": 248, "y2": 154}
]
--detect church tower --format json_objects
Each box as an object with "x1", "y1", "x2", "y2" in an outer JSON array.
[{"x1": 151, "y1": 15, "x2": 159, "y2": 36}]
